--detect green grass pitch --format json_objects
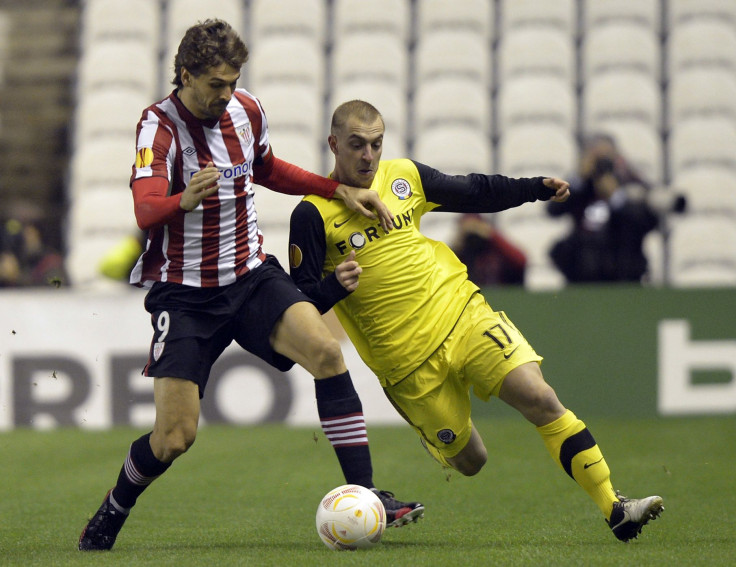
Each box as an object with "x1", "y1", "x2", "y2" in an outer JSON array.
[{"x1": 2, "y1": 415, "x2": 734, "y2": 566}]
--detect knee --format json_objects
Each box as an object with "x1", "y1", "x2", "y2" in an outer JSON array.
[
  {"x1": 449, "y1": 446, "x2": 488, "y2": 477},
  {"x1": 310, "y1": 335, "x2": 345, "y2": 375},
  {"x1": 153, "y1": 424, "x2": 197, "y2": 463}
]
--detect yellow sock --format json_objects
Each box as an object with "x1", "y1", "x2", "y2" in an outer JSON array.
[{"x1": 537, "y1": 410, "x2": 618, "y2": 519}]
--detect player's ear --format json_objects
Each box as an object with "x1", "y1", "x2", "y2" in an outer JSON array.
[
  {"x1": 180, "y1": 67, "x2": 192, "y2": 87},
  {"x1": 328, "y1": 134, "x2": 338, "y2": 155}
]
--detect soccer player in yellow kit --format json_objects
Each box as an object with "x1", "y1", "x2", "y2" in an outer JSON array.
[{"x1": 288, "y1": 100, "x2": 664, "y2": 542}]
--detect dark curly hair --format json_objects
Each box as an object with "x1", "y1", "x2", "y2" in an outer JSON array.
[{"x1": 172, "y1": 19, "x2": 249, "y2": 87}]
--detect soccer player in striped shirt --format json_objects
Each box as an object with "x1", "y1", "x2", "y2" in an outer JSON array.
[
  {"x1": 78, "y1": 20, "x2": 421, "y2": 552},
  {"x1": 289, "y1": 100, "x2": 664, "y2": 543}
]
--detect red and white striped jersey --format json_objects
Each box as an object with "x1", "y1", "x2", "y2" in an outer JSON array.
[{"x1": 129, "y1": 88, "x2": 270, "y2": 288}]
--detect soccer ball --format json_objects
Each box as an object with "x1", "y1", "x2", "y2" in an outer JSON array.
[{"x1": 315, "y1": 484, "x2": 386, "y2": 550}]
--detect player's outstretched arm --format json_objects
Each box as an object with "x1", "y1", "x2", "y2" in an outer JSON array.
[{"x1": 334, "y1": 185, "x2": 394, "y2": 233}]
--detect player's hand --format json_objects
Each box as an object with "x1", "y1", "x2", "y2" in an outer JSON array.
[
  {"x1": 334, "y1": 185, "x2": 394, "y2": 233},
  {"x1": 180, "y1": 161, "x2": 220, "y2": 211},
  {"x1": 544, "y1": 177, "x2": 571, "y2": 203},
  {"x1": 335, "y1": 250, "x2": 362, "y2": 292}
]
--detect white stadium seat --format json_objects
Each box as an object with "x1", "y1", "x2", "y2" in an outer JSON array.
[
  {"x1": 332, "y1": 32, "x2": 409, "y2": 94},
  {"x1": 583, "y1": 70, "x2": 662, "y2": 132},
  {"x1": 333, "y1": 0, "x2": 412, "y2": 44},
  {"x1": 667, "y1": 68, "x2": 736, "y2": 128},
  {"x1": 497, "y1": 123, "x2": 577, "y2": 180},
  {"x1": 500, "y1": 0, "x2": 576, "y2": 37},
  {"x1": 249, "y1": 35, "x2": 325, "y2": 93},
  {"x1": 412, "y1": 124, "x2": 492, "y2": 175},
  {"x1": 74, "y1": 86, "x2": 149, "y2": 148},
  {"x1": 581, "y1": 23, "x2": 661, "y2": 81},
  {"x1": 668, "y1": 215, "x2": 736, "y2": 287},
  {"x1": 82, "y1": 0, "x2": 161, "y2": 52},
  {"x1": 77, "y1": 40, "x2": 158, "y2": 100},
  {"x1": 416, "y1": 0, "x2": 495, "y2": 41},
  {"x1": 255, "y1": 83, "x2": 324, "y2": 140},
  {"x1": 671, "y1": 166, "x2": 736, "y2": 216},
  {"x1": 497, "y1": 75, "x2": 576, "y2": 135},
  {"x1": 497, "y1": 27, "x2": 576, "y2": 85},
  {"x1": 414, "y1": 76, "x2": 491, "y2": 136},
  {"x1": 250, "y1": 0, "x2": 327, "y2": 45},
  {"x1": 583, "y1": 0, "x2": 660, "y2": 32},
  {"x1": 667, "y1": 20, "x2": 736, "y2": 77},
  {"x1": 415, "y1": 30, "x2": 492, "y2": 87},
  {"x1": 668, "y1": 117, "x2": 736, "y2": 179}
]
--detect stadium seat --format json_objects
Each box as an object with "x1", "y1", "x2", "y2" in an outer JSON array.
[
  {"x1": 412, "y1": 124, "x2": 492, "y2": 175},
  {"x1": 69, "y1": 137, "x2": 135, "y2": 196},
  {"x1": 668, "y1": 215, "x2": 736, "y2": 287},
  {"x1": 667, "y1": 68, "x2": 736, "y2": 128},
  {"x1": 267, "y1": 130, "x2": 322, "y2": 173},
  {"x1": 499, "y1": 0, "x2": 576, "y2": 37},
  {"x1": 416, "y1": 0, "x2": 495, "y2": 41},
  {"x1": 414, "y1": 76, "x2": 491, "y2": 137},
  {"x1": 250, "y1": 0, "x2": 326, "y2": 45},
  {"x1": 497, "y1": 216, "x2": 573, "y2": 291},
  {"x1": 333, "y1": 0, "x2": 412, "y2": 44},
  {"x1": 255, "y1": 83, "x2": 323, "y2": 140},
  {"x1": 332, "y1": 32, "x2": 409, "y2": 94},
  {"x1": 68, "y1": 186, "x2": 138, "y2": 241},
  {"x1": 497, "y1": 27, "x2": 576, "y2": 85},
  {"x1": 668, "y1": 117, "x2": 736, "y2": 179},
  {"x1": 583, "y1": 0, "x2": 660, "y2": 32},
  {"x1": 581, "y1": 23, "x2": 661, "y2": 81},
  {"x1": 671, "y1": 166, "x2": 736, "y2": 216},
  {"x1": 667, "y1": 20, "x2": 736, "y2": 77},
  {"x1": 77, "y1": 40, "x2": 158, "y2": 100},
  {"x1": 583, "y1": 120, "x2": 664, "y2": 184},
  {"x1": 497, "y1": 123, "x2": 577, "y2": 180},
  {"x1": 74, "y1": 86, "x2": 148, "y2": 149},
  {"x1": 82, "y1": 0, "x2": 161, "y2": 52},
  {"x1": 668, "y1": 0, "x2": 736, "y2": 28},
  {"x1": 249, "y1": 35, "x2": 325, "y2": 93},
  {"x1": 496, "y1": 75, "x2": 576, "y2": 136},
  {"x1": 414, "y1": 30, "x2": 491, "y2": 87},
  {"x1": 582, "y1": 70, "x2": 662, "y2": 132}
]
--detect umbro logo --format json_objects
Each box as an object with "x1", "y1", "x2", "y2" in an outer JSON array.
[{"x1": 183, "y1": 146, "x2": 196, "y2": 156}]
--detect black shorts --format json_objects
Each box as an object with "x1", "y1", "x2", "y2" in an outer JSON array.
[{"x1": 142, "y1": 255, "x2": 315, "y2": 397}]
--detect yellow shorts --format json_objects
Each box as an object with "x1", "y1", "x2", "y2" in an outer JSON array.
[{"x1": 384, "y1": 293, "x2": 542, "y2": 462}]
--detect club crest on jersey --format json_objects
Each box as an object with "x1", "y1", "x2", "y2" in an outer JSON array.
[
  {"x1": 391, "y1": 178, "x2": 412, "y2": 200},
  {"x1": 153, "y1": 341, "x2": 165, "y2": 361},
  {"x1": 437, "y1": 429, "x2": 457, "y2": 444},
  {"x1": 237, "y1": 125, "x2": 253, "y2": 144}
]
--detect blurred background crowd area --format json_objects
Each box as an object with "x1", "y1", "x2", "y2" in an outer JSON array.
[{"x1": 1, "y1": 0, "x2": 735, "y2": 290}]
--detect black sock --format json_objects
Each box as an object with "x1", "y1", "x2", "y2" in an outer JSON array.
[
  {"x1": 110, "y1": 432, "x2": 171, "y2": 512},
  {"x1": 315, "y1": 372, "x2": 374, "y2": 488}
]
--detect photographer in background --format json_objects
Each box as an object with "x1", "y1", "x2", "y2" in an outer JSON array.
[{"x1": 547, "y1": 133, "x2": 678, "y2": 284}]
